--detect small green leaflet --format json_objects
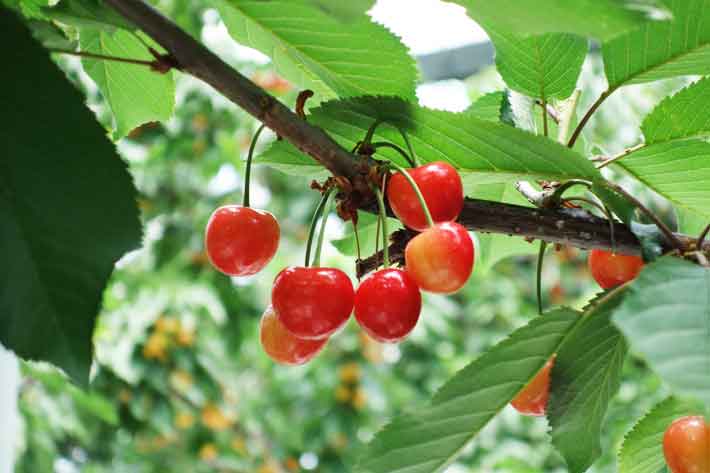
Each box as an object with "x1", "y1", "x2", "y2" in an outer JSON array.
[
  {"x1": 613, "y1": 257, "x2": 710, "y2": 408},
  {"x1": 619, "y1": 140, "x2": 710, "y2": 219},
  {"x1": 548, "y1": 290, "x2": 629, "y2": 473},
  {"x1": 488, "y1": 31, "x2": 587, "y2": 100},
  {"x1": 258, "y1": 96, "x2": 601, "y2": 184},
  {"x1": 0, "y1": 11, "x2": 141, "y2": 386},
  {"x1": 214, "y1": 0, "x2": 417, "y2": 101},
  {"x1": 603, "y1": 0, "x2": 710, "y2": 88},
  {"x1": 80, "y1": 28, "x2": 175, "y2": 139},
  {"x1": 618, "y1": 397, "x2": 705, "y2": 473},
  {"x1": 642, "y1": 77, "x2": 710, "y2": 144},
  {"x1": 355, "y1": 309, "x2": 581, "y2": 473}
]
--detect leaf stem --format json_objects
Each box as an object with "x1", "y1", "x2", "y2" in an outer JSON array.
[
  {"x1": 541, "y1": 97, "x2": 549, "y2": 137},
  {"x1": 312, "y1": 190, "x2": 335, "y2": 267},
  {"x1": 389, "y1": 161, "x2": 434, "y2": 228},
  {"x1": 537, "y1": 241, "x2": 548, "y2": 315},
  {"x1": 371, "y1": 142, "x2": 415, "y2": 167},
  {"x1": 596, "y1": 143, "x2": 645, "y2": 169},
  {"x1": 243, "y1": 124, "x2": 266, "y2": 208},
  {"x1": 48, "y1": 47, "x2": 158, "y2": 68},
  {"x1": 304, "y1": 189, "x2": 332, "y2": 267},
  {"x1": 567, "y1": 88, "x2": 615, "y2": 148}
]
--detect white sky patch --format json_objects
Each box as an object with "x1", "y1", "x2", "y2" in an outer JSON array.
[{"x1": 417, "y1": 80, "x2": 471, "y2": 111}]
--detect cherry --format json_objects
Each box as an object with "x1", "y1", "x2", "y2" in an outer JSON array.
[
  {"x1": 663, "y1": 416, "x2": 710, "y2": 473},
  {"x1": 205, "y1": 205, "x2": 279, "y2": 276},
  {"x1": 354, "y1": 268, "x2": 422, "y2": 343},
  {"x1": 404, "y1": 222, "x2": 474, "y2": 294},
  {"x1": 272, "y1": 266, "x2": 354, "y2": 340},
  {"x1": 387, "y1": 161, "x2": 463, "y2": 231},
  {"x1": 588, "y1": 249, "x2": 644, "y2": 289},
  {"x1": 260, "y1": 305, "x2": 327, "y2": 365},
  {"x1": 511, "y1": 357, "x2": 555, "y2": 416}
]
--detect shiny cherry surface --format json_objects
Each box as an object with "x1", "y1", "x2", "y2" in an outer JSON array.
[
  {"x1": 387, "y1": 161, "x2": 464, "y2": 231},
  {"x1": 511, "y1": 357, "x2": 555, "y2": 416},
  {"x1": 663, "y1": 416, "x2": 710, "y2": 473},
  {"x1": 404, "y1": 222, "x2": 474, "y2": 294},
  {"x1": 272, "y1": 266, "x2": 354, "y2": 340},
  {"x1": 588, "y1": 249, "x2": 644, "y2": 289},
  {"x1": 354, "y1": 268, "x2": 422, "y2": 343},
  {"x1": 205, "y1": 205, "x2": 279, "y2": 276},
  {"x1": 260, "y1": 306, "x2": 327, "y2": 365}
]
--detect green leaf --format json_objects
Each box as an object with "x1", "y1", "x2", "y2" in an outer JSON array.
[
  {"x1": 304, "y1": 0, "x2": 375, "y2": 21},
  {"x1": 676, "y1": 207, "x2": 709, "y2": 235},
  {"x1": 356, "y1": 309, "x2": 581, "y2": 473},
  {"x1": 256, "y1": 140, "x2": 329, "y2": 179},
  {"x1": 619, "y1": 140, "x2": 710, "y2": 218},
  {"x1": 642, "y1": 78, "x2": 710, "y2": 144},
  {"x1": 489, "y1": 32, "x2": 588, "y2": 100},
  {"x1": 42, "y1": 0, "x2": 134, "y2": 31},
  {"x1": 465, "y1": 91, "x2": 508, "y2": 122},
  {"x1": 259, "y1": 96, "x2": 601, "y2": 184},
  {"x1": 80, "y1": 28, "x2": 175, "y2": 139},
  {"x1": 0, "y1": 11, "x2": 141, "y2": 386},
  {"x1": 214, "y1": 0, "x2": 417, "y2": 100},
  {"x1": 619, "y1": 397, "x2": 706, "y2": 473},
  {"x1": 448, "y1": 0, "x2": 654, "y2": 42},
  {"x1": 548, "y1": 290, "x2": 629, "y2": 473},
  {"x1": 603, "y1": 0, "x2": 710, "y2": 89},
  {"x1": 613, "y1": 257, "x2": 710, "y2": 407},
  {"x1": 332, "y1": 212, "x2": 402, "y2": 258}
]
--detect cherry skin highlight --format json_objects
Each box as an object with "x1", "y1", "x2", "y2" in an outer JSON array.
[
  {"x1": 272, "y1": 266, "x2": 354, "y2": 340},
  {"x1": 260, "y1": 306, "x2": 327, "y2": 365},
  {"x1": 404, "y1": 222, "x2": 474, "y2": 294},
  {"x1": 354, "y1": 268, "x2": 422, "y2": 343},
  {"x1": 511, "y1": 357, "x2": 555, "y2": 416},
  {"x1": 387, "y1": 161, "x2": 464, "y2": 231},
  {"x1": 588, "y1": 249, "x2": 644, "y2": 289},
  {"x1": 205, "y1": 205, "x2": 280, "y2": 276},
  {"x1": 663, "y1": 416, "x2": 710, "y2": 473}
]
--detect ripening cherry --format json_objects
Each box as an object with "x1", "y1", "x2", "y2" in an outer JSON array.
[
  {"x1": 354, "y1": 268, "x2": 422, "y2": 343},
  {"x1": 663, "y1": 416, "x2": 710, "y2": 473},
  {"x1": 272, "y1": 266, "x2": 354, "y2": 340},
  {"x1": 387, "y1": 161, "x2": 464, "y2": 231},
  {"x1": 205, "y1": 205, "x2": 280, "y2": 276},
  {"x1": 588, "y1": 249, "x2": 644, "y2": 289},
  {"x1": 511, "y1": 357, "x2": 555, "y2": 416},
  {"x1": 259, "y1": 305, "x2": 327, "y2": 365},
  {"x1": 405, "y1": 221, "x2": 474, "y2": 294}
]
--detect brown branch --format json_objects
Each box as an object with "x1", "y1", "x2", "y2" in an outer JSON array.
[{"x1": 567, "y1": 88, "x2": 615, "y2": 148}]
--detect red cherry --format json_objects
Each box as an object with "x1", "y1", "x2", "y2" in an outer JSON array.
[
  {"x1": 387, "y1": 161, "x2": 463, "y2": 231},
  {"x1": 259, "y1": 305, "x2": 327, "y2": 365},
  {"x1": 205, "y1": 205, "x2": 279, "y2": 276},
  {"x1": 588, "y1": 249, "x2": 644, "y2": 289},
  {"x1": 511, "y1": 357, "x2": 555, "y2": 416},
  {"x1": 404, "y1": 222, "x2": 474, "y2": 294},
  {"x1": 272, "y1": 266, "x2": 354, "y2": 340},
  {"x1": 354, "y1": 268, "x2": 422, "y2": 343},
  {"x1": 663, "y1": 416, "x2": 710, "y2": 473}
]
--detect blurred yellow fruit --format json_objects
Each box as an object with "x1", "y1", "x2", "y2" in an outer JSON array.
[
  {"x1": 176, "y1": 326, "x2": 195, "y2": 347},
  {"x1": 338, "y1": 362, "x2": 361, "y2": 383},
  {"x1": 359, "y1": 332, "x2": 383, "y2": 363},
  {"x1": 335, "y1": 385, "x2": 351, "y2": 403},
  {"x1": 142, "y1": 332, "x2": 169, "y2": 361},
  {"x1": 169, "y1": 369, "x2": 193, "y2": 393},
  {"x1": 201, "y1": 403, "x2": 233, "y2": 431},
  {"x1": 258, "y1": 459, "x2": 281, "y2": 473},
  {"x1": 192, "y1": 113, "x2": 209, "y2": 133},
  {"x1": 198, "y1": 443, "x2": 218, "y2": 462},
  {"x1": 352, "y1": 388, "x2": 367, "y2": 410},
  {"x1": 155, "y1": 316, "x2": 179, "y2": 334},
  {"x1": 175, "y1": 411, "x2": 194, "y2": 430},
  {"x1": 230, "y1": 435, "x2": 246, "y2": 454}
]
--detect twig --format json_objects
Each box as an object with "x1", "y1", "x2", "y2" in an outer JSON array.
[
  {"x1": 596, "y1": 143, "x2": 646, "y2": 169},
  {"x1": 49, "y1": 47, "x2": 159, "y2": 68},
  {"x1": 567, "y1": 88, "x2": 615, "y2": 148}
]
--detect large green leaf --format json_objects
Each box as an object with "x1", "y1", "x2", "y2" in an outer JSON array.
[
  {"x1": 42, "y1": 0, "x2": 134, "y2": 31},
  {"x1": 80, "y1": 28, "x2": 175, "y2": 139},
  {"x1": 489, "y1": 31, "x2": 588, "y2": 100},
  {"x1": 259, "y1": 97, "x2": 601, "y2": 184},
  {"x1": 548, "y1": 290, "x2": 629, "y2": 473},
  {"x1": 214, "y1": 0, "x2": 417, "y2": 100},
  {"x1": 618, "y1": 397, "x2": 706, "y2": 473},
  {"x1": 304, "y1": 0, "x2": 375, "y2": 21},
  {"x1": 642, "y1": 77, "x2": 710, "y2": 144},
  {"x1": 0, "y1": 10, "x2": 141, "y2": 386},
  {"x1": 613, "y1": 257, "x2": 710, "y2": 407},
  {"x1": 618, "y1": 140, "x2": 710, "y2": 218},
  {"x1": 603, "y1": 0, "x2": 710, "y2": 89},
  {"x1": 449, "y1": 0, "x2": 655, "y2": 42},
  {"x1": 355, "y1": 309, "x2": 581, "y2": 473}
]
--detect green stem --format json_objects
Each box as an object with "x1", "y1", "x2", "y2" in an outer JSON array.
[
  {"x1": 312, "y1": 191, "x2": 335, "y2": 267},
  {"x1": 389, "y1": 161, "x2": 435, "y2": 228},
  {"x1": 371, "y1": 142, "x2": 415, "y2": 167},
  {"x1": 537, "y1": 241, "x2": 548, "y2": 315},
  {"x1": 398, "y1": 128, "x2": 419, "y2": 166},
  {"x1": 362, "y1": 119, "x2": 382, "y2": 147},
  {"x1": 374, "y1": 187, "x2": 390, "y2": 268},
  {"x1": 541, "y1": 97, "x2": 549, "y2": 137},
  {"x1": 48, "y1": 47, "x2": 157, "y2": 67},
  {"x1": 304, "y1": 189, "x2": 332, "y2": 267},
  {"x1": 243, "y1": 124, "x2": 266, "y2": 207}
]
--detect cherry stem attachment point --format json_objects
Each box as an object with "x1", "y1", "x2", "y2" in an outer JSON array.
[
  {"x1": 389, "y1": 161, "x2": 435, "y2": 228},
  {"x1": 374, "y1": 178, "x2": 390, "y2": 268},
  {"x1": 371, "y1": 142, "x2": 415, "y2": 167},
  {"x1": 243, "y1": 124, "x2": 266, "y2": 208},
  {"x1": 304, "y1": 188, "x2": 333, "y2": 267},
  {"x1": 312, "y1": 190, "x2": 335, "y2": 267}
]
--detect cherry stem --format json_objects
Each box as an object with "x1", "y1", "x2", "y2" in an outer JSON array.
[
  {"x1": 536, "y1": 241, "x2": 548, "y2": 315},
  {"x1": 48, "y1": 47, "x2": 158, "y2": 68},
  {"x1": 388, "y1": 161, "x2": 435, "y2": 228},
  {"x1": 243, "y1": 124, "x2": 266, "y2": 208},
  {"x1": 304, "y1": 189, "x2": 332, "y2": 267},
  {"x1": 312, "y1": 190, "x2": 335, "y2": 267},
  {"x1": 362, "y1": 119, "x2": 382, "y2": 148},
  {"x1": 374, "y1": 182, "x2": 390, "y2": 268},
  {"x1": 371, "y1": 142, "x2": 415, "y2": 167},
  {"x1": 398, "y1": 128, "x2": 419, "y2": 166},
  {"x1": 352, "y1": 220, "x2": 362, "y2": 265},
  {"x1": 567, "y1": 88, "x2": 615, "y2": 148}
]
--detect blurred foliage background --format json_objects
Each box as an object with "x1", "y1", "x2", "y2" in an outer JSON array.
[{"x1": 12, "y1": 1, "x2": 690, "y2": 472}]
